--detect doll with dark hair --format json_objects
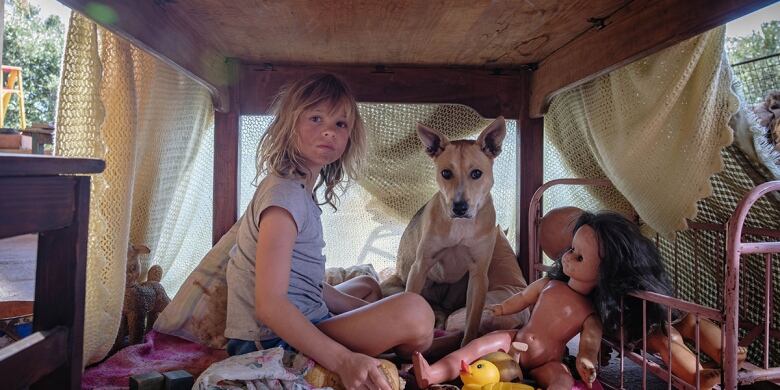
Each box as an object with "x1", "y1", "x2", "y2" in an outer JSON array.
[{"x1": 413, "y1": 209, "x2": 743, "y2": 389}]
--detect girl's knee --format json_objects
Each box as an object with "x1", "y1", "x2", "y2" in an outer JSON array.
[
  {"x1": 389, "y1": 293, "x2": 435, "y2": 340},
  {"x1": 353, "y1": 275, "x2": 382, "y2": 301}
]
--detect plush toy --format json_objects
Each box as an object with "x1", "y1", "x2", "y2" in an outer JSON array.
[
  {"x1": 304, "y1": 358, "x2": 401, "y2": 390},
  {"x1": 113, "y1": 244, "x2": 171, "y2": 351}
]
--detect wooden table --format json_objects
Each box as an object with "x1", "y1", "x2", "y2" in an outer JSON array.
[{"x1": 0, "y1": 153, "x2": 104, "y2": 389}]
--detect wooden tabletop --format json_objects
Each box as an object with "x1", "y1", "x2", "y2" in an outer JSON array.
[{"x1": 0, "y1": 153, "x2": 105, "y2": 176}]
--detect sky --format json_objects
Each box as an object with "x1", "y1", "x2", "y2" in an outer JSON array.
[
  {"x1": 28, "y1": 0, "x2": 71, "y2": 23},
  {"x1": 27, "y1": 0, "x2": 780, "y2": 38}
]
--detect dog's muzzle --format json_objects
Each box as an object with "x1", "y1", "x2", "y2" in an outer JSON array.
[{"x1": 452, "y1": 201, "x2": 470, "y2": 218}]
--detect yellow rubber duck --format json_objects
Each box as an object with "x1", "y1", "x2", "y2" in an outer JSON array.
[{"x1": 459, "y1": 359, "x2": 535, "y2": 390}]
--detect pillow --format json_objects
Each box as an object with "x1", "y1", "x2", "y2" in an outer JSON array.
[
  {"x1": 324, "y1": 264, "x2": 379, "y2": 286},
  {"x1": 153, "y1": 218, "x2": 241, "y2": 349}
]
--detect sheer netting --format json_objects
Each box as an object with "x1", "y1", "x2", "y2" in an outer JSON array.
[
  {"x1": 240, "y1": 105, "x2": 517, "y2": 275},
  {"x1": 55, "y1": 13, "x2": 214, "y2": 364}
]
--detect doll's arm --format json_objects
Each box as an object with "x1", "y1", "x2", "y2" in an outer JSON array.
[
  {"x1": 576, "y1": 314, "x2": 603, "y2": 389},
  {"x1": 489, "y1": 278, "x2": 548, "y2": 316}
]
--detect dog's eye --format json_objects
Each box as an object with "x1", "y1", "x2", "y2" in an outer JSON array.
[
  {"x1": 470, "y1": 169, "x2": 482, "y2": 179},
  {"x1": 441, "y1": 169, "x2": 453, "y2": 180}
]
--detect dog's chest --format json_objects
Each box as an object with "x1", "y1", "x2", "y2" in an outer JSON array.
[{"x1": 428, "y1": 245, "x2": 473, "y2": 283}]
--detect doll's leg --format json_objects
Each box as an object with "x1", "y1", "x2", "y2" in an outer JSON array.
[
  {"x1": 317, "y1": 292, "x2": 434, "y2": 357},
  {"x1": 674, "y1": 313, "x2": 747, "y2": 367},
  {"x1": 334, "y1": 275, "x2": 382, "y2": 303},
  {"x1": 647, "y1": 327, "x2": 721, "y2": 389},
  {"x1": 530, "y1": 361, "x2": 574, "y2": 390},
  {"x1": 412, "y1": 330, "x2": 516, "y2": 388}
]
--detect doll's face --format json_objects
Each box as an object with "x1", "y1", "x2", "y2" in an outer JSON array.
[{"x1": 562, "y1": 225, "x2": 601, "y2": 284}]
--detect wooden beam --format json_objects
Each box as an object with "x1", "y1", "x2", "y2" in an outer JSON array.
[
  {"x1": 213, "y1": 59, "x2": 240, "y2": 244},
  {"x1": 0, "y1": 153, "x2": 104, "y2": 176},
  {"x1": 0, "y1": 328, "x2": 68, "y2": 390},
  {"x1": 56, "y1": 0, "x2": 231, "y2": 112},
  {"x1": 32, "y1": 176, "x2": 90, "y2": 389},
  {"x1": 517, "y1": 69, "x2": 544, "y2": 283},
  {"x1": 530, "y1": 0, "x2": 778, "y2": 118},
  {"x1": 0, "y1": 177, "x2": 76, "y2": 238},
  {"x1": 240, "y1": 65, "x2": 525, "y2": 119}
]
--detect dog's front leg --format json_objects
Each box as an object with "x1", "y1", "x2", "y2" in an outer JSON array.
[
  {"x1": 462, "y1": 263, "x2": 490, "y2": 346},
  {"x1": 405, "y1": 242, "x2": 437, "y2": 295}
]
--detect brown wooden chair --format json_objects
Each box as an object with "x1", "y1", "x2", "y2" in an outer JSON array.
[{"x1": 0, "y1": 153, "x2": 104, "y2": 389}]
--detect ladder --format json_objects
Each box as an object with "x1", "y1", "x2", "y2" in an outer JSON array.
[{"x1": 1, "y1": 65, "x2": 27, "y2": 129}]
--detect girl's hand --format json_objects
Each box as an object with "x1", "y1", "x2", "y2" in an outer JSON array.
[
  {"x1": 487, "y1": 303, "x2": 504, "y2": 316},
  {"x1": 334, "y1": 351, "x2": 393, "y2": 390}
]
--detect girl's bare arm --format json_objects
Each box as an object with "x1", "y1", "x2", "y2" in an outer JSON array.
[{"x1": 254, "y1": 207, "x2": 390, "y2": 390}]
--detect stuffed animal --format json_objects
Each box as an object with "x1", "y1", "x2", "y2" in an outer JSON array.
[
  {"x1": 304, "y1": 358, "x2": 401, "y2": 390},
  {"x1": 113, "y1": 244, "x2": 171, "y2": 351}
]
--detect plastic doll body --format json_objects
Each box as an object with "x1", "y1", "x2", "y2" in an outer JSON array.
[
  {"x1": 541, "y1": 207, "x2": 747, "y2": 389},
  {"x1": 414, "y1": 225, "x2": 602, "y2": 390}
]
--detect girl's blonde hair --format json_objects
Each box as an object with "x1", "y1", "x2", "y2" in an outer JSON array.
[{"x1": 256, "y1": 73, "x2": 367, "y2": 209}]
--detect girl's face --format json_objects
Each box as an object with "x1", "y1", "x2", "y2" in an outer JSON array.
[
  {"x1": 562, "y1": 225, "x2": 601, "y2": 284},
  {"x1": 295, "y1": 101, "x2": 351, "y2": 174}
]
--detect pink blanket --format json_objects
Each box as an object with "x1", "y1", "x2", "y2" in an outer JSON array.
[{"x1": 82, "y1": 331, "x2": 228, "y2": 389}]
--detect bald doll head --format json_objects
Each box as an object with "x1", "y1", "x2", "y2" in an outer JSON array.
[{"x1": 539, "y1": 207, "x2": 583, "y2": 259}]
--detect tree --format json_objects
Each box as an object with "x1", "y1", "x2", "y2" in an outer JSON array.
[
  {"x1": 726, "y1": 20, "x2": 780, "y2": 105},
  {"x1": 726, "y1": 20, "x2": 780, "y2": 64},
  {"x1": 2, "y1": 0, "x2": 65, "y2": 128}
]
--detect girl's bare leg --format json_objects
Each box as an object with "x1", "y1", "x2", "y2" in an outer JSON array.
[
  {"x1": 530, "y1": 361, "x2": 574, "y2": 390},
  {"x1": 412, "y1": 330, "x2": 516, "y2": 388},
  {"x1": 647, "y1": 328, "x2": 721, "y2": 389},
  {"x1": 317, "y1": 292, "x2": 434, "y2": 358},
  {"x1": 335, "y1": 275, "x2": 382, "y2": 302}
]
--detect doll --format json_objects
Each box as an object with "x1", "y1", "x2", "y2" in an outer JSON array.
[{"x1": 543, "y1": 208, "x2": 748, "y2": 389}]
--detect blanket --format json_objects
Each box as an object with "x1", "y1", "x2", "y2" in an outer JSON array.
[{"x1": 82, "y1": 331, "x2": 227, "y2": 389}]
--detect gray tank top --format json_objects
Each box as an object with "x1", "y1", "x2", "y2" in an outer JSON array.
[{"x1": 225, "y1": 174, "x2": 328, "y2": 342}]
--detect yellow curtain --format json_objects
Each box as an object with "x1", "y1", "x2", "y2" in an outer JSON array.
[
  {"x1": 55, "y1": 12, "x2": 215, "y2": 365},
  {"x1": 545, "y1": 27, "x2": 737, "y2": 236}
]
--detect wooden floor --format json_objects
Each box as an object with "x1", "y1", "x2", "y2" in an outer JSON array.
[{"x1": 0, "y1": 234, "x2": 36, "y2": 302}]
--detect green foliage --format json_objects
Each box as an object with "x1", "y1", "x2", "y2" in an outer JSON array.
[
  {"x1": 2, "y1": 0, "x2": 65, "y2": 128},
  {"x1": 726, "y1": 20, "x2": 780, "y2": 64}
]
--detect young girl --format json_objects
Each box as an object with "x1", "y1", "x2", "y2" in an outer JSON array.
[
  {"x1": 413, "y1": 210, "x2": 731, "y2": 389},
  {"x1": 225, "y1": 73, "x2": 434, "y2": 390}
]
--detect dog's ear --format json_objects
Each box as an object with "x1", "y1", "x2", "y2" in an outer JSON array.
[
  {"x1": 477, "y1": 116, "x2": 506, "y2": 159},
  {"x1": 417, "y1": 123, "x2": 449, "y2": 158},
  {"x1": 130, "y1": 244, "x2": 151, "y2": 255}
]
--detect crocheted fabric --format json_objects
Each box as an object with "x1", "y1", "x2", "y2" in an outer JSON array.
[
  {"x1": 545, "y1": 27, "x2": 736, "y2": 236},
  {"x1": 56, "y1": 13, "x2": 214, "y2": 364}
]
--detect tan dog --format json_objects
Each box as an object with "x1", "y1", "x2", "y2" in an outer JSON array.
[{"x1": 381, "y1": 117, "x2": 507, "y2": 346}]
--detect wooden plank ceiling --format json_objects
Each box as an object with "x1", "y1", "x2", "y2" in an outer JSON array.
[
  {"x1": 57, "y1": 0, "x2": 778, "y2": 115},
  {"x1": 178, "y1": 0, "x2": 627, "y2": 67}
]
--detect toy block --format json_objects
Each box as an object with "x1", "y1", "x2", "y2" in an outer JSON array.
[
  {"x1": 163, "y1": 370, "x2": 194, "y2": 390},
  {"x1": 129, "y1": 371, "x2": 164, "y2": 390}
]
